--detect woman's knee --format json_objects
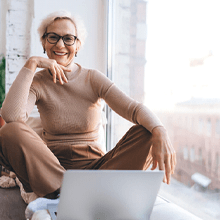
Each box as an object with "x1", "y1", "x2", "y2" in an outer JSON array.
[
  {"x1": 116, "y1": 124, "x2": 152, "y2": 152},
  {"x1": 0, "y1": 121, "x2": 26, "y2": 141},
  {"x1": 128, "y1": 124, "x2": 152, "y2": 141},
  {"x1": 0, "y1": 121, "x2": 38, "y2": 151}
]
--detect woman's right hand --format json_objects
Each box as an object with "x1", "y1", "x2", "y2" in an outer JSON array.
[{"x1": 24, "y1": 56, "x2": 71, "y2": 85}]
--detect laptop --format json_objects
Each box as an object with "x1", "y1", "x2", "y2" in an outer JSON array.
[{"x1": 48, "y1": 170, "x2": 164, "y2": 220}]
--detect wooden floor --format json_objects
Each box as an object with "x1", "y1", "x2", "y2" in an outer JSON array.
[{"x1": 0, "y1": 187, "x2": 26, "y2": 220}]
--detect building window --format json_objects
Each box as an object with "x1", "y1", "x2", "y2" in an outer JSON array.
[
  {"x1": 208, "y1": 152, "x2": 212, "y2": 172},
  {"x1": 183, "y1": 146, "x2": 188, "y2": 160},
  {"x1": 216, "y1": 119, "x2": 220, "y2": 136},
  {"x1": 207, "y1": 118, "x2": 212, "y2": 136},
  {"x1": 198, "y1": 118, "x2": 203, "y2": 134},
  {"x1": 198, "y1": 148, "x2": 203, "y2": 165},
  {"x1": 216, "y1": 153, "x2": 219, "y2": 175},
  {"x1": 190, "y1": 146, "x2": 195, "y2": 162}
]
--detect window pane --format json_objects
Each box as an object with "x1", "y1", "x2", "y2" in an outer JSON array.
[
  {"x1": 216, "y1": 119, "x2": 220, "y2": 136},
  {"x1": 190, "y1": 147, "x2": 195, "y2": 162},
  {"x1": 207, "y1": 118, "x2": 212, "y2": 136},
  {"x1": 199, "y1": 118, "x2": 203, "y2": 134},
  {"x1": 215, "y1": 153, "x2": 219, "y2": 175},
  {"x1": 110, "y1": 0, "x2": 220, "y2": 219},
  {"x1": 183, "y1": 146, "x2": 188, "y2": 160}
]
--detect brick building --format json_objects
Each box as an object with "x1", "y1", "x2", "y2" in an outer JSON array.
[{"x1": 157, "y1": 98, "x2": 220, "y2": 190}]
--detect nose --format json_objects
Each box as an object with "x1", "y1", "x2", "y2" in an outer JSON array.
[{"x1": 56, "y1": 38, "x2": 65, "y2": 48}]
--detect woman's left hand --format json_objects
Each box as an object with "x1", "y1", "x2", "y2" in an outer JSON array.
[{"x1": 151, "y1": 126, "x2": 176, "y2": 184}]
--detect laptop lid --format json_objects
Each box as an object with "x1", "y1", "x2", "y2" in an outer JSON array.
[{"x1": 56, "y1": 170, "x2": 164, "y2": 220}]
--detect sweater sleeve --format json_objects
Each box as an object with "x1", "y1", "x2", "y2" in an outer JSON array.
[
  {"x1": 90, "y1": 69, "x2": 163, "y2": 132},
  {"x1": 1, "y1": 67, "x2": 36, "y2": 123}
]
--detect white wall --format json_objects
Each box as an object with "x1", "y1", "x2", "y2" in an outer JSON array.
[
  {"x1": 5, "y1": 0, "x2": 35, "y2": 93},
  {"x1": 32, "y1": 0, "x2": 108, "y2": 73},
  {"x1": 0, "y1": 0, "x2": 7, "y2": 56}
]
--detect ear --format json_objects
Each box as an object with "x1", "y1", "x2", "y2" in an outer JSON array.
[
  {"x1": 75, "y1": 39, "x2": 81, "y2": 52},
  {"x1": 42, "y1": 39, "x2": 46, "y2": 52}
]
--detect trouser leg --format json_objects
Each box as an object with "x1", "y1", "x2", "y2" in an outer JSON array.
[
  {"x1": 0, "y1": 121, "x2": 65, "y2": 197},
  {"x1": 86, "y1": 125, "x2": 153, "y2": 170}
]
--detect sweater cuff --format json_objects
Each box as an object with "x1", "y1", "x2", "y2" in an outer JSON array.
[{"x1": 22, "y1": 66, "x2": 35, "y2": 75}]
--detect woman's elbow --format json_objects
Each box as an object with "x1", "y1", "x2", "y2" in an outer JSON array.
[{"x1": 1, "y1": 108, "x2": 25, "y2": 124}]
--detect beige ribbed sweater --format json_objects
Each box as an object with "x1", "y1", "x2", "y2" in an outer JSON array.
[{"x1": 1, "y1": 62, "x2": 163, "y2": 147}]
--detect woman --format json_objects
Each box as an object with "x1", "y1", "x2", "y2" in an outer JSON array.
[{"x1": 0, "y1": 11, "x2": 175, "y2": 217}]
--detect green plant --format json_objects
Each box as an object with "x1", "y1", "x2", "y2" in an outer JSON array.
[{"x1": 0, "y1": 55, "x2": 5, "y2": 108}]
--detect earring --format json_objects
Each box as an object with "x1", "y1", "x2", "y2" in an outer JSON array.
[
  {"x1": 43, "y1": 48, "x2": 46, "y2": 54},
  {"x1": 75, "y1": 52, "x2": 77, "y2": 57}
]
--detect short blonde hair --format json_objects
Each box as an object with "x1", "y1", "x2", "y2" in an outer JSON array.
[{"x1": 37, "y1": 11, "x2": 87, "y2": 50}]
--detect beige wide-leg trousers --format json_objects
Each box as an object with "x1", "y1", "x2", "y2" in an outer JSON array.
[{"x1": 0, "y1": 121, "x2": 153, "y2": 197}]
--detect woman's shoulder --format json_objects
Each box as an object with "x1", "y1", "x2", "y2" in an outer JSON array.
[
  {"x1": 79, "y1": 64, "x2": 109, "y2": 82},
  {"x1": 76, "y1": 63, "x2": 103, "y2": 75},
  {"x1": 77, "y1": 65, "x2": 113, "y2": 96}
]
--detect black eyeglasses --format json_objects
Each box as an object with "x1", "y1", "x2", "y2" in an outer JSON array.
[{"x1": 43, "y1": 32, "x2": 78, "y2": 46}]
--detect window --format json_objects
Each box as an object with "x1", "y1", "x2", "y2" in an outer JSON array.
[
  {"x1": 183, "y1": 146, "x2": 188, "y2": 160},
  {"x1": 207, "y1": 118, "x2": 212, "y2": 136},
  {"x1": 208, "y1": 152, "x2": 212, "y2": 172},
  {"x1": 198, "y1": 148, "x2": 203, "y2": 165},
  {"x1": 190, "y1": 146, "x2": 195, "y2": 162},
  {"x1": 108, "y1": 0, "x2": 147, "y2": 148},
  {"x1": 215, "y1": 153, "x2": 219, "y2": 175},
  {"x1": 198, "y1": 118, "x2": 204, "y2": 134},
  {"x1": 108, "y1": 0, "x2": 220, "y2": 219},
  {"x1": 216, "y1": 119, "x2": 220, "y2": 136}
]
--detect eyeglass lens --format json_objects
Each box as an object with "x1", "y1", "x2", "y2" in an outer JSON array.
[{"x1": 47, "y1": 33, "x2": 76, "y2": 46}]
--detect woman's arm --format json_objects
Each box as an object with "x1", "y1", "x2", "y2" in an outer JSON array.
[
  {"x1": 24, "y1": 56, "x2": 70, "y2": 85},
  {"x1": 1, "y1": 66, "x2": 36, "y2": 122},
  {"x1": 105, "y1": 86, "x2": 176, "y2": 183},
  {"x1": 90, "y1": 69, "x2": 176, "y2": 184},
  {"x1": 1, "y1": 57, "x2": 71, "y2": 122}
]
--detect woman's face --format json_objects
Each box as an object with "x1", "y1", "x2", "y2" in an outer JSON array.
[{"x1": 44, "y1": 19, "x2": 77, "y2": 67}]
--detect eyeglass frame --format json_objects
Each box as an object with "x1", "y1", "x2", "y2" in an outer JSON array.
[{"x1": 43, "y1": 32, "x2": 78, "y2": 46}]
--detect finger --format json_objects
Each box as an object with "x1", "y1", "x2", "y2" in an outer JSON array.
[
  {"x1": 171, "y1": 153, "x2": 176, "y2": 174},
  {"x1": 55, "y1": 66, "x2": 64, "y2": 85},
  {"x1": 174, "y1": 151, "x2": 177, "y2": 166},
  {"x1": 58, "y1": 66, "x2": 68, "y2": 83},
  {"x1": 151, "y1": 159, "x2": 158, "y2": 170},
  {"x1": 158, "y1": 156, "x2": 165, "y2": 171},
  {"x1": 50, "y1": 66, "x2": 57, "y2": 83},
  {"x1": 164, "y1": 156, "x2": 171, "y2": 184},
  {"x1": 163, "y1": 174, "x2": 167, "y2": 184},
  {"x1": 172, "y1": 151, "x2": 177, "y2": 174},
  {"x1": 157, "y1": 156, "x2": 166, "y2": 183}
]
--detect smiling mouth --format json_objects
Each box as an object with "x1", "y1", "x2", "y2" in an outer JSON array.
[{"x1": 54, "y1": 51, "x2": 67, "y2": 56}]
